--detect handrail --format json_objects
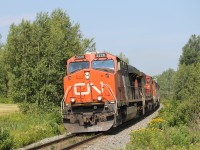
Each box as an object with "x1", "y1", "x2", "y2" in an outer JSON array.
[
  {"x1": 61, "y1": 86, "x2": 72, "y2": 114},
  {"x1": 103, "y1": 84, "x2": 118, "y2": 116},
  {"x1": 139, "y1": 88, "x2": 146, "y2": 115}
]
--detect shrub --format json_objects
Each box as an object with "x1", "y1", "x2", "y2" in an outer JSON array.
[
  {"x1": 0, "y1": 97, "x2": 13, "y2": 104},
  {"x1": 0, "y1": 128, "x2": 13, "y2": 150},
  {"x1": 126, "y1": 128, "x2": 166, "y2": 150},
  {"x1": 148, "y1": 118, "x2": 167, "y2": 129}
]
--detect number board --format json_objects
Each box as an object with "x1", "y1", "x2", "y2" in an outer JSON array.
[
  {"x1": 75, "y1": 55, "x2": 85, "y2": 59},
  {"x1": 95, "y1": 53, "x2": 107, "y2": 58}
]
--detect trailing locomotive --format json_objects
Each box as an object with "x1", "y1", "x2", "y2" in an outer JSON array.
[{"x1": 61, "y1": 52, "x2": 160, "y2": 133}]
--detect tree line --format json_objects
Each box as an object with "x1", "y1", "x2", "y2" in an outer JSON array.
[
  {"x1": 156, "y1": 34, "x2": 200, "y2": 101},
  {"x1": 0, "y1": 9, "x2": 95, "y2": 107}
]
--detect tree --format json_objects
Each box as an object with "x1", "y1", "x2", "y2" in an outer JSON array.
[
  {"x1": 83, "y1": 38, "x2": 96, "y2": 53},
  {"x1": 0, "y1": 35, "x2": 9, "y2": 97},
  {"x1": 174, "y1": 34, "x2": 200, "y2": 100},
  {"x1": 0, "y1": 34, "x2": 3, "y2": 49},
  {"x1": 118, "y1": 52, "x2": 129, "y2": 64},
  {"x1": 156, "y1": 68, "x2": 175, "y2": 99},
  {"x1": 0, "y1": 51, "x2": 9, "y2": 97},
  {"x1": 174, "y1": 63, "x2": 200, "y2": 100},
  {"x1": 179, "y1": 34, "x2": 200, "y2": 65},
  {"x1": 5, "y1": 9, "x2": 96, "y2": 106}
]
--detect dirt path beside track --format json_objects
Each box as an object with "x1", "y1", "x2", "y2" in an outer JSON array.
[{"x1": 0, "y1": 103, "x2": 19, "y2": 116}]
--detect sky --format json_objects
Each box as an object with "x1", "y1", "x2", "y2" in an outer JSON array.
[{"x1": 0, "y1": 0, "x2": 200, "y2": 75}]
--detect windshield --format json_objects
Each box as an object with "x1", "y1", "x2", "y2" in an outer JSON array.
[
  {"x1": 69, "y1": 61, "x2": 89, "y2": 74},
  {"x1": 92, "y1": 59, "x2": 115, "y2": 73}
]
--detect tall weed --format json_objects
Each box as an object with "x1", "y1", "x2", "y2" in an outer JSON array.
[{"x1": 0, "y1": 104, "x2": 65, "y2": 149}]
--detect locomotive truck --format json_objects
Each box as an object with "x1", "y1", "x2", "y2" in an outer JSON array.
[{"x1": 61, "y1": 52, "x2": 160, "y2": 133}]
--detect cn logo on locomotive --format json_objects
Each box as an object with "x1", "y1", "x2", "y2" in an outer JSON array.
[{"x1": 74, "y1": 82, "x2": 104, "y2": 95}]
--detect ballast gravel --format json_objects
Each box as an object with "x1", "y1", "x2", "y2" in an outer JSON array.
[
  {"x1": 19, "y1": 105, "x2": 163, "y2": 150},
  {"x1": 84, "y1": 105, "x2": 163, "y2": 150}
]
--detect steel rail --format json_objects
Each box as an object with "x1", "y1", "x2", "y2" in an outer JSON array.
[
  {"x1": 22, "y1": 133, "x2": 76, "y2": 150},
  {"x1": 61, "y1": 132, "x2": 104, "y2": 150}
]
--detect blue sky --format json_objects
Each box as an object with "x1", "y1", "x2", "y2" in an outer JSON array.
[{"x1": 0, "y1": 0, "x2": 200, "y2": 75}]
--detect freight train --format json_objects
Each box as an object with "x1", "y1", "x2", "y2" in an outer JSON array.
[{"x1": 61, "y1": 52, "x2": 160, "y2": 133}]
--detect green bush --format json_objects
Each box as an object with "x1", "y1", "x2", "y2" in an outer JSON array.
[
  {"x1": 154, "y1": 99, "x2": 200, "y2": 128},
  {"x1": 0, "y1": 97, "x2": 13, "y2": 104},
  {"x1": 126, "y1": 128, "x2": 166, "y2": 150},
  {"x1": 0, "y1": 129, "x2": 13, "y2": 150}
]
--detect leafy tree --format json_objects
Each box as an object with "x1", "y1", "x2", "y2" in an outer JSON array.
[
  {"x1": 172, "y1": 35, "x2": 200, "y2": 149},
  {"x1": 174, "y1": 34, "x2": 200, "y2": 100},
  {"x1": 83, "y1": 38, "x2": 96, "y2": 53},
  {"x1": 4, "y1": 9, "x2": 96, "y2": 106},
  {"x1": 156, "y1": 68, "x2": 175, "y2": 99},
  {"x1": 0, "y1": 34, "x2": 9, "y2": 97},
  {"x1": 179, "y1": 34, "x2": 200, "y2": 65},
  {"x1": 0, "y1": 52, "x2": 7, "y2": 97},
  {"x1": 174, "y1": 63, "x2": 200, "y2": 100},
  {"x1": 118, "y1": 52, "x2": 129, "y2": 64}
]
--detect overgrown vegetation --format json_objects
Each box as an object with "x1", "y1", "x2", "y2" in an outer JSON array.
[
  {"x1": 0, "y1": 108, "x2": 65, "y2": 149},
  {"x1": 127, "y1": 34, "x2": 200, "y2": 149},
  {"x1": 126, "y1": 99, "x2": 200, "y2": 150}
]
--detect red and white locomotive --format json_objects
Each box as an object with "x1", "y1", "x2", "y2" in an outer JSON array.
[{"x1": 61, "y1": 52, "x2": 160, "y2": 133}]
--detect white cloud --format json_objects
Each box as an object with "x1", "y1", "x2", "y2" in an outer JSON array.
[{"x1": 0, "y1": 14, "x2": 35, "y2": 27}]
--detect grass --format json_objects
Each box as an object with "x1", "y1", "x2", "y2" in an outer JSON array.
[{"x1": 0, "y1": 104, "x2": 66, "y2": 149}]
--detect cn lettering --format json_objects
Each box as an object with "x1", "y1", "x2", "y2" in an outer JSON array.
[{"x1": 74, "y1": 82, "x2": 104, "y2": 95}]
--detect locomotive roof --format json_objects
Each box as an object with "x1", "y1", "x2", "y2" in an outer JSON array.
[{"x1": 128, "y1": 65, "x2": 141, "y2": 75}]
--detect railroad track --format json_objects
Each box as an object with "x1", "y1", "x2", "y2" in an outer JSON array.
[
  {"x1": 20, "y1": 105, "x2": 161, "y2": 150},
  {"x1": 20, "y1": 132, "x2": 103, "y2": 150}
]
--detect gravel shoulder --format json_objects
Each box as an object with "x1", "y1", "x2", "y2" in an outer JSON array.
[{"x1": 85, "y1": 104, "x2": 163, "y2": 150}]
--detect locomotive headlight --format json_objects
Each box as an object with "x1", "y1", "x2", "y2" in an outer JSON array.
[
  {"x1": 70, "y1": 97, "x2": 76, "y2": 103},
  {"x1": 97, "y1": 96, "x2": 102, "y2": 101},
  {"x1": 85, "y1": 72, "x2": 90, "y2": 80}
]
